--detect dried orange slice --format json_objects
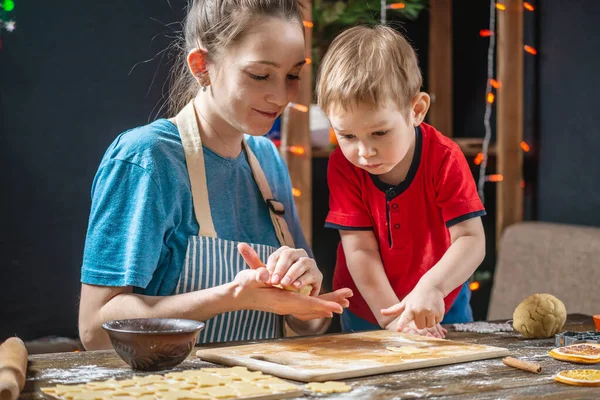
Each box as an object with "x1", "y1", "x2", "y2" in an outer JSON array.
[
  {"x1": 548, "y1": 343, "x2": 600, "y2": 364},
  {"x1": 554, "y1": 369, "x2": 600, "y2": 386}
]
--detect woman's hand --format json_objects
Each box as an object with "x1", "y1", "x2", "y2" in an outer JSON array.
[
  {"x1": 235, "y1": 243, "x2": 352, "y2": 320},
  {"x1": 238, "y1": 243, "x2": 322, "y2": 296},
  {"x1": 231, "y1": 268, "x2": 350, "y2": 320}
]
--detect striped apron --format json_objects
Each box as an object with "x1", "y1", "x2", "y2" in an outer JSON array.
[{"x1": 173, "y1": 101, "x2": 296, "y2": 344}]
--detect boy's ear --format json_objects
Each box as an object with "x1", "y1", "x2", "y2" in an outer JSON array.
[{"x1": 411, "y1": 92, "x2": 431, "y2": 126}]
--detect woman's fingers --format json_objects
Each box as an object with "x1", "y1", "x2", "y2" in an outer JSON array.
[
  {"x1": 318, "y1": 288, "x2": 353, "y2": 308},
  {"x1": 269, "y1": 248, "x2": 308, "y2": 285},
  {"x1": 237, "y1": 243, "x2": 265, "y2": 270}
]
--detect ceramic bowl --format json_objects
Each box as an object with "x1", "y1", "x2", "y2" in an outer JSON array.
[{"x1": 102, "y1": 318, "x2": 204, "y2": 371}]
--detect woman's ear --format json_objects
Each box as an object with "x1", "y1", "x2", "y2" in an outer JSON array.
[
  {"x1": 187, "y1": 48, "x2": 211, "y2": 87},
  {"x1": 411, "y1": 92, "x2": 431, "y2": 126}
]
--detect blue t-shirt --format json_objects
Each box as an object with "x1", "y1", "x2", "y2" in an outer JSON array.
[{"x1": 81, "y1": 119, "x2": 311, "y2": 295}]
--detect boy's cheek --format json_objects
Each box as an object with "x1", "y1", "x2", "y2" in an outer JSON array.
[{"x1": 338, "y1": 144, "x2": 358, "y2": 163}]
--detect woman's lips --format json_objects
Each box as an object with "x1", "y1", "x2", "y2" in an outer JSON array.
[{"x1": 254, "y1": 109, "x2": 278, "y2": 119}]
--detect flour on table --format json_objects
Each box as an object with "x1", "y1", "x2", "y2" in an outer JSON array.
[
  {"x1": 452, "y1": 321, "x2": 514, "y2": 333},
  {"x1": 29, "y1": 365, "x2": 130, "y2": 384}
]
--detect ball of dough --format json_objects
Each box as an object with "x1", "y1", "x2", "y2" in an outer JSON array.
[{"x1": 512, "y1": 293, "x2": 567, "y2": 338}]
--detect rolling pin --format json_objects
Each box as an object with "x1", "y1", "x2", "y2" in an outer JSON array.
[{"x1": 0, "y1": 337, "x2": 28, "y2": 400}]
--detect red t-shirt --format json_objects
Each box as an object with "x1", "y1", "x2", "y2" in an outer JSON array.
[{"x1": 326, "y1": 123, "x2": 486, "y2": 325}]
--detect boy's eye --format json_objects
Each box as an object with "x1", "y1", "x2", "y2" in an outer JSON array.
[
  {"x1": 249, "y1": 73, "x2": 269, "y2": 81},
  {"x1": 340, "y1": 134, "x2": 355, "y2": 140},
  {"x1": 373, "y1": 130, "x2": 389, "y2": 137}
]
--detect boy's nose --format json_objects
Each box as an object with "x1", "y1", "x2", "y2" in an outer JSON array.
[{"x1": 358, "y1": 142, "x2": 376, "y2": 158}]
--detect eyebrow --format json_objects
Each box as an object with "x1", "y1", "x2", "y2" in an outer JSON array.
[
  {"x1": 333, "y1": 121, "x2": 389, "y2": 134},
  {"x1": 369, "y1": 121, "x2": 389, "y2": 129},
  {"x1": 251, "y1": 60, "x2": 307, "y2": 68}
]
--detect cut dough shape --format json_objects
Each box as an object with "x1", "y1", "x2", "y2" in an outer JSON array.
[
  {"x1": 386, "y1": 346, "x2": 429, "y2": 354},
  {"x1": 305, "y1": 381, "x2": 352, "y2": 393},
  {"x1": 202, "y1": 386, "x2": 238, "y2": 398},
  {"x1": 273, "y1": 283, "x2": 312, "y2": 296},
  {"x1": 41, "y1": 366, "x2": 302, "y2": 399}
]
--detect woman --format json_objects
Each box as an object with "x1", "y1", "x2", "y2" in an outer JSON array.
[{"x1": 78, "y1": 0, "x2": 352, "y2": 350}]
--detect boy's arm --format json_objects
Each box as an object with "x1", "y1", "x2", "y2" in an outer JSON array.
[
  {"x1": 419, "y1": 216, "x2": 485, "y2": 295},
  {"x1": 382, "y1": 216, "x2": 485, "y2": 329},
  {"x1": 340, "y1": 229, "x2": 400, "y2": 328}
]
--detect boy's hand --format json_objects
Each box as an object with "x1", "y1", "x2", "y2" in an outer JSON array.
[
  {"x1": 386, "y1": 320, "x2": 447, "y2": 338},
  {"x1": 380, "y1": 284, "x2": 445, "y2": 330}
]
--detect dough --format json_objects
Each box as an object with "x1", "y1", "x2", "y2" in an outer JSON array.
[
  {"x1": 274, "y1": 283, "x2": 312, "y2": 296},
  {"x1": 306, "y1": 381, "x2": 352, "y2": 394},
  {"x1": 512, "y1": 293, "x2": 566, "y2": 338},
  {"x1": 41, "y1": 366, "x2": 301, "y2": 399},
  {"x1": 386, "y1": 346, "x2": 428, "y2": 354}
]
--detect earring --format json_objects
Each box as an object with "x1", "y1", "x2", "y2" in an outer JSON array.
[{"x1": 196, "y1": 71, "x2": 209, "y2": 92}]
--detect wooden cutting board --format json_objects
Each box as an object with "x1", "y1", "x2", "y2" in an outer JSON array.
[{"x1": 196, "y1": 330, "x2": 509, "y2": 382}]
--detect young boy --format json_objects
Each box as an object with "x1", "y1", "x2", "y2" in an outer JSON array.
[{"x1": 316, "y1": 25, "x2": 486, "y2": 336}]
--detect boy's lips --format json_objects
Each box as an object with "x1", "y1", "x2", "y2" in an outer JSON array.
[{"x1": 364, "y1": 163, "x2": 383, "y2": 169}]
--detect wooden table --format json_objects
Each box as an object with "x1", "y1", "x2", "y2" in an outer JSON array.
[{"x1": 21, "y1": 314, "x2": 600, "y2": 399}]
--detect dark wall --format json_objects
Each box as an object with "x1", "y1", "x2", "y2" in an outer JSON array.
[
  {"x1": 537, "y1": 1, "x2": 600, "y2": 226},
  {"x1": 0, "y1": 0, "x2": 186, "y2": 340},
  {"x1": 3, "y1": 0, "x2": 599, "y2": 340}
]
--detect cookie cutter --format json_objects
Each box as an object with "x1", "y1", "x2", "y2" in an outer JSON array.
[{"x1": 555, "y1": 331, "x2": 600, "y2": 347}]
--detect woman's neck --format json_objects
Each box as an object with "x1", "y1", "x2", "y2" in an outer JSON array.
[{"x1": 193, "y1": 96, "x2": 244, "y2": 159}]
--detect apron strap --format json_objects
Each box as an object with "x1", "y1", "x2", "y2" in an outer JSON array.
[
  {"x1": 176, "y1": 101, "x2": 217, "y2": 238},
  {"x1": 243, "y1": 140, "x2": 296, "y2": 248},
  {"x1": 176, "y1": 100, "x2": 295, "y2": 248}
]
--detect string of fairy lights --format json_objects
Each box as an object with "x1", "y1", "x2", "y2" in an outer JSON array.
[
  {"x1": 470, "y1": 0, "x2": 537, "y2": 292},
  {"x1": 476, "y1": 1, "x2": 536, "y2": 204},
  {"x1": 282, "y1": 3, "x2": 412, "y2": 198},
  {"x1": 0, "y1": 0, "x2": 16, "y2": 50},
  {"x1": 286, "y1": 1, "x2": 537, "y2": 209}
]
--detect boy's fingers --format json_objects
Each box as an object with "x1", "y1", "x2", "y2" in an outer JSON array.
[
  {"x1": 381, "y1": 301, "x2": 405, "y2": 317},
  {"x1": 395, "y1": 308, "x2": 414, "y2": 331},
  {"x1": 237, "y1": 243, "x2": 265, "y2": 270}
]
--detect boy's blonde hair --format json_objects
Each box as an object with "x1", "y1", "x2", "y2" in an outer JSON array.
[{"x1": 316, "y1": 25, "x2": 422, "y2": 117}]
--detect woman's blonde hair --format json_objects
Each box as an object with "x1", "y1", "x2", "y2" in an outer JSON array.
[
  {"x1": 316, "y1": 25, "x2": 422, "y2": 117},
  {"x1": 168, "y1": 0, "x2": 304, "y2": 116}
]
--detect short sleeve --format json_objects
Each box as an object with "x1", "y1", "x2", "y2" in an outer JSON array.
[
  {"x1": 436, "y1": 146, "x2": 486, "y2": 227},
  {"x1": 325, "y1": 149, "x2": 373, "y2": 230},
  {"x1": 81, "y1": 159, "x2": 168, "y2": 288}
]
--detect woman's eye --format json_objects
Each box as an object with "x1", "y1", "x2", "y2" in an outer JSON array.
[
  {"x1": 373, "y1": 130, "x2": 389, "y2": 137},
  {"x1": 287, "y1": 74, "x2": 301, "y2": 81},
  {"x1": 249, "y1": 73, "x2": 269, "y2": 81}
]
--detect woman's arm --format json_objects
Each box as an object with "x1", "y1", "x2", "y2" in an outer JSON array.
[
  {"x1": 78, "y1": 283, "x2": 238, "y2": 350},
  {"x1": 79, "y1": 264, "x2": 348, "y2": 350}
]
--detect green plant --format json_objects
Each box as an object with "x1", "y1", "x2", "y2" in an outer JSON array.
[{"x1": 311, "y1": 0, "x2": 429, "y2": 84}]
